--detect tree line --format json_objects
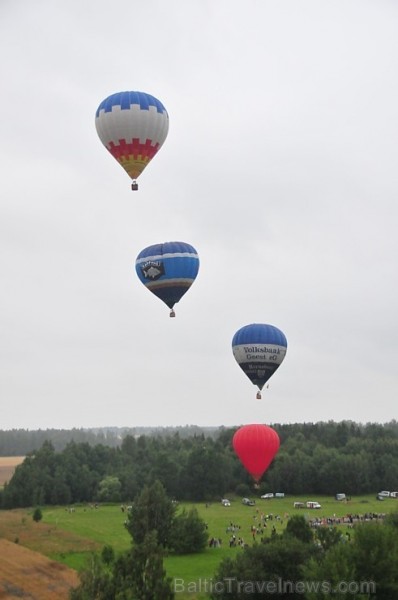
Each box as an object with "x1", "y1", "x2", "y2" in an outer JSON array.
[
  {"x1": 1, "y1": 420, "x2": 398, "y2": 508},
  {"x1": 0, "y1": 425, "x2": 218, "y2": 455}
]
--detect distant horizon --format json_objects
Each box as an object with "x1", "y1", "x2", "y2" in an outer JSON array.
[{"x1": 1, "y1": 418, "x2": 397, "y2": 433}]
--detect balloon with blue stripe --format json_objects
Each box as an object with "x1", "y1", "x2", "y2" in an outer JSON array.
[
  {"x1": 135, "y1": 241, "x2": 200, "y2": 317},
  {"x1": 232, "y1": 323, "x2": 288, "y2": 398},
  {"x1": 95, "y1": 91, "x2": 169, "y2": 190}
]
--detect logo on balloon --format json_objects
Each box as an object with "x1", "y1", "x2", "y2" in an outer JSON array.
[{"x1": 141, "y1": 261, "x2": 165, "y2": 281}]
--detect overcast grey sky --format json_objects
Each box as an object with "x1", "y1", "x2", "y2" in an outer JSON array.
[{"x1": 1, "y1": 0, "x2": 397, "y2": 430}]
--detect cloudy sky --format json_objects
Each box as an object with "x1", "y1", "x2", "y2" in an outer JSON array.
[{"x1": 1, "y1": 0, "x2": 397, "y2": 430}]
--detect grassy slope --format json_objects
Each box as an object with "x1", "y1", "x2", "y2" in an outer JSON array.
[{"x1": 0, "y1": 538, "x2": 79, "y2": 600}]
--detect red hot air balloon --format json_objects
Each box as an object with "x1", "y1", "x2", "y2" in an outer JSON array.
[{"x1": 232, "y1": 424, "x2": 280, "y2": 483}]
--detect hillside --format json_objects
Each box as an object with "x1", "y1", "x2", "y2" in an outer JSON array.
[
  {"x1": 0, "y1": 538, "x2": 79, "y2": 599},
  {"x1": 0, "y1": 457, "x2": 25, "y2": 486}
]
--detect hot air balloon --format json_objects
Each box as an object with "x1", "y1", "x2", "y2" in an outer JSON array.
[
  {"x1": 233, "y1": 424, "x2": 280, "y2": 483},
  {"x1": 232, "y1": 323, "x2": 287, "y2": 399},
  {"x1": 135, "y1": 241, "x2": 199, "y2": 317},
  {"x1": 95, "y1": 91, "x2": 169, "y2": 190}
]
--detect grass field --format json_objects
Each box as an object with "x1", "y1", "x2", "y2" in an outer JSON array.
[
  {"x1": 38, "y1": 496, "x2": 398, "y2": 600},
  {"x1": 1, "y1": 494, "x2": 397, "y2": 599}
]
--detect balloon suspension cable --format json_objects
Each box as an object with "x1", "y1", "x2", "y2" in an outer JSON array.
[
  {"x1": 256, "y1": 391, "x2": 262, "y2": 400},
  {"x1": 131, "y1": 181, "x2": 138, "y2": 191},
  {"x1": 170, "y1": 309, "x2": 176, "y2": 318}
]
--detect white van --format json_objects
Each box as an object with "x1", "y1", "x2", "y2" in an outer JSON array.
[
  {"x1": 335, "y1": 493, "x2": 346, "y2": 501},
  {"x1": 306, "y1": 501, "x2": 321, "y2": 509},
  {"x1": 378, "y1": 491, "x2": 391, "y2": 498}
]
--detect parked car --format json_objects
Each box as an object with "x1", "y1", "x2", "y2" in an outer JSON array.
[
  {"x1": 260, "y1": 493, "x2": 274, "y2": 499},
  {"x1": 221, "y1": 498, "x2": 231, "y2": 506},
  {"x1": 242, "y1": 497, "x2": 255, "y2": 506},
  {"x1": 275, "y1": 492, "x2": 285, "y2": 498},
  {"x1": 294, "y1": 501, "x2": 305, "y2": 508}
]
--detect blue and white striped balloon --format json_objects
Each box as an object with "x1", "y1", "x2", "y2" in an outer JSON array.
[{"x1": 135, "y1": 241, "x2": 199, "y2": 316}]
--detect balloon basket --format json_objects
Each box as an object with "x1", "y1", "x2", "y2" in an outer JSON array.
[{"x1": 131, "y1": 181, "x2": 138, "y2": 191}]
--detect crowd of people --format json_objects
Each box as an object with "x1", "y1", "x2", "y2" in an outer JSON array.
[{"x1": 207, "y1": 506, "x2": 390, "y2": 552}]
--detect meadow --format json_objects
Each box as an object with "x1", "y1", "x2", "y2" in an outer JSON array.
[{"x1": 1, "y1": 493, "x2": 396, "y2": 599}]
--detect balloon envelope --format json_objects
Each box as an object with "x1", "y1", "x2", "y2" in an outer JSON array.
[
  {"x1": 232, "y1": 323, "x2": 287, "y2": 392},
  {"x1": 135, "y1": 241, "x2": 199, "y2": 312},
  {"x1": 95, "y1": 91, "x2": 169, "y2": 182},
  {"x1": 233, "y1": 424, "x2": 280, "y2": 482}
]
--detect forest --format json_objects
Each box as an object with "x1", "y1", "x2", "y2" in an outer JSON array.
[
  {"x1": 1, "y1": 420, "x2": 398, "y2": 509},
  {"x1": 0, "y1": 425, "x2": 218, "y2": 455}
]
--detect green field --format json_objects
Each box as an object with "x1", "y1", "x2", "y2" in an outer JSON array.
[{"x1": 39, "y1": 493, "x2": 398, "y2": 597}]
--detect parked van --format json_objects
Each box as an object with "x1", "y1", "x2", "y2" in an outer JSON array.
[
  {"x1": 378, "y1": 491, "x2": 391, "y2": 498},
  {"x1": 335, "y1": 493, "x2": 346, "y2": 501},
  {"x1": 390, "y1": 491, "x2": 398, "y2": 498},
  {"x1": 306, "y1": 501, "x2": 321, "y2": 509},
  {"x1": 294, "y1": 502, "x2": 305, "y2": 508},
  {"x1": 275, "y1": 492, "x2": 285, "y2": 498}
]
